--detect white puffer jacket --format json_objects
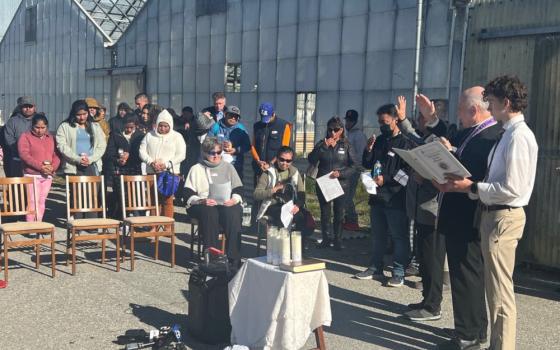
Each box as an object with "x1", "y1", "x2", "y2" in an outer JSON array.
[{"x1": 139, "y1": 110, "x2": 186, "y2": 174}]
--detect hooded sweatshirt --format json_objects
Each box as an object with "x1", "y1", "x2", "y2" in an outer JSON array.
[
  {"x1": 207, "y1": 118, "x2": 251, "y2": 173},
  {"x1": 139, "y1": 109, "x2": 186, "y2": 175}
]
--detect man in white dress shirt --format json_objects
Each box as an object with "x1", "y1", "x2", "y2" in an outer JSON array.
[{"x1": 438, "y1": 75, "x2": 538, "y2": 350}]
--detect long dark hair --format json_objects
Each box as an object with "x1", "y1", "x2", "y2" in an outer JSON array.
[
  {"x1": 116, "y1": 102, "x2": 132, "y2": 117},
  {"x1": 66, "y1": 99, "x2": 95, "y2": 146}
]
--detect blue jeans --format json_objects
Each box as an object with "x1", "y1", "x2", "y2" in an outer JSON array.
[
  {"x1": 369, "y1": 205, "x2": 410, "y2": 277},
  {"x1": 344, "y1": 170, "x2": 360, "y2": 223}
]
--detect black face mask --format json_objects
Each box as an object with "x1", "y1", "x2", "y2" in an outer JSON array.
[{"x1": 380, "y1": 124, "x2": 393, "y2": 137}]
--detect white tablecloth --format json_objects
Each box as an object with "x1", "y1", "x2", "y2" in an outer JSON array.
[{"x1": 228, "y1": 257, "x2": 332, "y2": 350}]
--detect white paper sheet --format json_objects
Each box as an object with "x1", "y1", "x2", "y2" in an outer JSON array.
[
  {"x1": 360, "y1": 171, "x2": 377, "y2": 195},
  {"x1": 316, "y1": 172, "x2": 344, "y2": 202},
  {"x1": 281, "y1": 200, "x2": 295, "y2": 228},
  {"x1": 393, "y1": 141, "x2": 471, "y2": 184},
  {"x1": 209, "y1": 181, "x2": 232, "y2": 205}
]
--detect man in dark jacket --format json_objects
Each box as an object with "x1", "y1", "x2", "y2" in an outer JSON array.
[
  {"x1": 202, "y1": 92, "x2": 227, "y2": 122},
  {"x1": 355, "y1": 104, "x2": 414, "y2": 287},
  {"x1": 3, "y1": 96, "x2": 36, "y2": 177},
  {"x1": 395, "y1": 96, "x2": 448, "y2": 320}
]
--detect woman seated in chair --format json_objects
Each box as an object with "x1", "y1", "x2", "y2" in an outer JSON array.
[{"x1": 184, "y1": 137, "x2": 243, "y2": 267}]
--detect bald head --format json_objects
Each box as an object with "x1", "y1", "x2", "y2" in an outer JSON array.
[{"x1": 457, "y1": 86, "x2": 491, "y2": 128}]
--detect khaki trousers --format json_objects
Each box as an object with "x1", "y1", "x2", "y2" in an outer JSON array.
[{"x1": 480, "y1": 207, "x2": 525, "y2": 350}]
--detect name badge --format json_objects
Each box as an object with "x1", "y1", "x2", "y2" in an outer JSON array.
[
  {"x1": 393, "y1": 169, "x2": 409, "y2": 186},
  {"x1": 388, "y1": 151, "x2": 395, "y2": 157},
  {"x1": 271, "y1": 130, "x2": 278, "y2": 134},
  {"x1": 211, "y1": 173, "x2": 218, "y2": 177},
  {"x1": 338, "y1": 149, "x2": 345, "y2": 154}
]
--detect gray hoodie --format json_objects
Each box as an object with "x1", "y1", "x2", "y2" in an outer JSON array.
[
  {"x1": 345, "y1": 127, "x2": 367, "y2": 169},
  {"x1": 3, "y1": 113, "x2": 32, "y2": 157}
]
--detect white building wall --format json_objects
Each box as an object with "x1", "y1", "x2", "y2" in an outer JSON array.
[
  {"x1": 0, "y1": 0, "x2": 111, "y2": 127},
  {"x1": 115, "y1": 0, "x2": 455, "y2": 137}
]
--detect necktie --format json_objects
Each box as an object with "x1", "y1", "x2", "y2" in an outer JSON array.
[{"x1": 483, "y1": 129, "x2": 505, "y2": 181}]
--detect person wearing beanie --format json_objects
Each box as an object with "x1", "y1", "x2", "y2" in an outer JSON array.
[
  {"x1": 3, "y1": 95, "x2": 37, "y2": 177},
  {"x1": 207, "y1": 105, "x2": 251, "y2": 180},
  {"x1": 139, "y1": 109, "x2": 186, "y2": 218}
]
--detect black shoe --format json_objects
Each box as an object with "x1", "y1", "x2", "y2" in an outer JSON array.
[
  {"x1": 354, "y1": 267, "x2": 384, "y2": 280},
  {"x1": 437, "y1": 338, "x2": 480, "y2": 350},
  {"x1": 387, "y1": 275, "x2": 404, "y2": 287},
  {"x1": 405, "y1": 263, "x2": 420, "y2": 277},
  {"x1": 404, "y1": 308, "x2": 442, "y2": 321},
  {"x1": 317, "y1": 238, "x2": 332, "y2": 248},
  {"x1": 442, "y1": 328, "x2": 487, "y2": 345},
  {"x1": 407, "y1": 301, "x2": 425, "y2": 310}
]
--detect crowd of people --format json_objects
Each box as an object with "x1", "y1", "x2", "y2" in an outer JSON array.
[{"x1": 0, "y1": 74, "x2": 537, "y2": 350}]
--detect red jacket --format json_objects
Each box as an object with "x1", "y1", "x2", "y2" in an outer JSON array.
[{"x1": 17, "y1": 131, "x2": 61, "y2": 175}]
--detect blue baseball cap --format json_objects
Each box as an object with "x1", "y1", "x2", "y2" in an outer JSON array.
[{"x1": 259, "y1": 102, "x2": 274, "y2": 123}]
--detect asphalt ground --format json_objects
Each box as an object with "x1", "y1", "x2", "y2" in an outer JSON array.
[{"x1": 0, "y1": 182, "x2": 559, "y2": 350}]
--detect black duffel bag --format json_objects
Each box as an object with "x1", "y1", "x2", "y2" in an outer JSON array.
[{"x1": 188, "y1": 261, "x2": 233, "y2": 344}]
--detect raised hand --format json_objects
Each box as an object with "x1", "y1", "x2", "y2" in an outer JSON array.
[
  {"x1": 396, "y1": 95, "x2": 407, "y2": 121},
  {"x1": 415, "y1": 94, "x2": 437, "y2": 123}
]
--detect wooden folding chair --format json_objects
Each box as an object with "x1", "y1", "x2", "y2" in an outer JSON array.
[
  {"x1": 120, "y1": 175, "x2": 175, "y2": 271},
  {"x1": 65, "y1": 175, "x2": 121, "y2": 275},
  {"x1": 0, "y1": 177, "x2": 56, "y2": 281}
]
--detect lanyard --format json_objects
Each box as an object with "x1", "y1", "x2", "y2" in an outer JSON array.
[{"x1": 456, "y1": 118, "x2": 497, "y2": 158}]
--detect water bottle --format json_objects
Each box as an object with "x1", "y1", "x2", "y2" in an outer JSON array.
[{"x1": 373, "y1": 161, "x2": 382, "y2": 178}]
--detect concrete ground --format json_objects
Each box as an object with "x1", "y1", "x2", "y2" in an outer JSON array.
[{"x1": 1, "y1": 182, "x2": 559, "y2": 350}]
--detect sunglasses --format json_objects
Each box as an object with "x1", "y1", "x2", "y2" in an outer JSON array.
[
  {"x1": 278, "y1": 157, "x2": 293, "y2": 163},
  {"x1": 328, "y1": 127, "x2": 342, "y2": 133},
  {"x1": 207, "y1": 150, "x2": 223, "y2": 156},
  {"x1": 226, "y1": 113, "x2": 240, "y2": 120}
]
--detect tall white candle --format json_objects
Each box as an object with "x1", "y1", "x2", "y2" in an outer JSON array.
[
  {"x1": 291, "y1": 231, "x2": 302, "y2": 263},
  {"x1": 281, "y1": 228, "x2": 291, "y2": 265}
]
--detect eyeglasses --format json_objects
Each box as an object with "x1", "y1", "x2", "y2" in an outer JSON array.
[
  {"x1": 278, "y1": 157, "x2": 293, "y2": 163},
  {"x1": 225, "y1": 113, "x2": 239, "y2": 120},
  {"x1": 21, "y1": 105, "x2": 34, "y2": 109},
  {"x1": 207, "y1": 150, "x2": 223, "y2": 156},
  {"x1": 328, "y1": 127, "x2": 342, "y2": 133}
]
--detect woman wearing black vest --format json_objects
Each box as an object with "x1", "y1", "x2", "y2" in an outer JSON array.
[{"x1": 308, "y1": 117, "x2": 354, "y2": 250}]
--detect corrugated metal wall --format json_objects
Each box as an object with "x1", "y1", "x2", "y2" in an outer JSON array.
[
  {"x1": 114, "y1": 0, "x2": 456, "y2": 136},
  {"x1": 463, "y1": 0, "x2": 560, "y2": 268},
  {"x1": 0, "y1": 0, "x2": 111, "y2": 127}
]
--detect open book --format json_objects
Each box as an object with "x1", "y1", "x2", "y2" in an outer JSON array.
[{"x1": 393, "y1": 141, "x2": 471, "y2": 184}]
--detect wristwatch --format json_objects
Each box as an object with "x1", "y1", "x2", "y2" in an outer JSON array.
[{"x1": 470, "y1": 182, "x2": 478, "y2": 194}]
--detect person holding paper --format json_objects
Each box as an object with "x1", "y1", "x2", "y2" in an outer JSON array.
[
  {"x1": 184, "y1": 137, "x2": 244, "y2": 268},
  {"x1": 355, "y1": 104, "x2": 413, "y2": 287},
  {"x1": 422, "y1": 87, "x2": 501, "y2": 350},
  {"x1": 253, "y1": 146, "x2": 314, "y2": 248},
  {"x1": 436, "y1": 77, "x2": 538, "y2": 350},
  {"x1": 308, "y1": 117, "x2": 355, "y2": 251}
]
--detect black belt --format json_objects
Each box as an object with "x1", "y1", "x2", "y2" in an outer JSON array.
[{"x1": 480, "y1": 204, "x2": 520, "y2": 211}]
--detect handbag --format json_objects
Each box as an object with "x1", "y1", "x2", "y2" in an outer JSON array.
[{"x1": 157, "y1": 163, "x2": 180, "y2": 197}]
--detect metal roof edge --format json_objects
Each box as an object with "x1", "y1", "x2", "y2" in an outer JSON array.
[
  {"x1": 0, "y1": 0, "x2": 23, "y2": 48},
  {"x1": 71, "y1": 0, "x2": 114, "y2": 46},
  {"x1": 108, "y1": 0, "x2": 150, "y2": 47}
]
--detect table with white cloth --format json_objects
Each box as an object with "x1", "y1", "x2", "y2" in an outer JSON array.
[{"x1": 228, "y1": 257, "x2": 332, "y2": 350}]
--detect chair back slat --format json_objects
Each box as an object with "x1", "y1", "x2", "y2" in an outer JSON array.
[
  {"x1": 0, "y1": 177, "x2": 38, "y2": 221},
  {"x1": 120, "y1": 175, "x2": 158, "y2": 218},
  {"x1": 65, "y1": 176, "x2": 105, "y2": 219}
]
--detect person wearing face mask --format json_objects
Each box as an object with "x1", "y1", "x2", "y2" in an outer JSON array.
[
  {"x1": 308, "y1": 117, "x2": 354, "y2": 251},
  {"x1": 207, "y1": 105, "x2": 251, "y2": 180},
  {"x1": 355, "y1": 104, "x2": 414, "y2": 288},
  {"x1": 139, "y1": 109, "x2": 186, "y2": 218},
  {"x1": 56, "y1": 99, "x2": 107, "y2": 219},
  {"x1": 17, "y1": 114, "x2": 61, "y2": 222}
]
